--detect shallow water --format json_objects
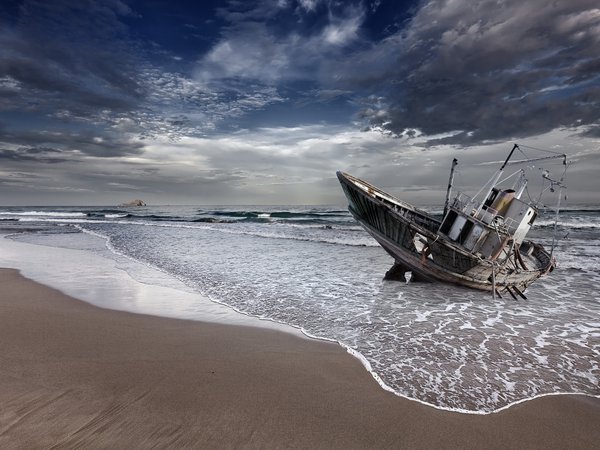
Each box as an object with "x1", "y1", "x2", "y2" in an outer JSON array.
[{"x1": 1, "y1": 205, "x2": 599, "y2": 412}]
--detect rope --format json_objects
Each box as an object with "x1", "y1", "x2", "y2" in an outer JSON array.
[
  {"x1": 549, "y1": 163, "x2": 569, "y2": 258},
  {"x1": 492, "y1": 262, "x2": 496, "y2": 300},
  {"x1": 518, "y1": 143, "x2": 568, "y2": 156}
]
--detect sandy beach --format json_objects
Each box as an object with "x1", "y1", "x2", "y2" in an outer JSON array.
[{"x1": 1, "y1": 267, "x2": 599, "y2": 449}]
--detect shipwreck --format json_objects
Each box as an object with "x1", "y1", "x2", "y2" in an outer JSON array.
[{"x1": 337, "y1": 144, "x2": 568, "y2": 298}]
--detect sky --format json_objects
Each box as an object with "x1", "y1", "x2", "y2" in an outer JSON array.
[{"x1": 0, "y1": 0, "x2": 599, "y2": 206}]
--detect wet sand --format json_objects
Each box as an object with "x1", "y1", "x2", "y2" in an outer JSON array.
[{"x1": 1, "y1": 267, "x2": 599, "y2": 449}]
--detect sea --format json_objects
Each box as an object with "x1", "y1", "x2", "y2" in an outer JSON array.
[{"x1": 1, "y1": 204, "x2": 599, "y2": 414}]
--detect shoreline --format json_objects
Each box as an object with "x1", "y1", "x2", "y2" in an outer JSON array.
[
  {"x1": 337, "y1": 340, "x2": 600, "y2": 417},
  {"x1": 1, "y1": 267, "x2": 600, "y2": 448},
  {"x1": 0, "y1": 231, "x2": 304, "y2": 333},
  {"x1": 2, "y1": 232, "x2": 600, "y2": 416}
]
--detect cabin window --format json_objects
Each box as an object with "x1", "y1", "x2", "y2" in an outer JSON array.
[
  {"x1": 458, "y1": 220, "x2": 474, "y2": 244},
  {"x1": 440, "y1": 210, "x2": 457, "y2": 234},
  {"x1": 528, "y1": 211, "x2": 537, "y2": 226}
]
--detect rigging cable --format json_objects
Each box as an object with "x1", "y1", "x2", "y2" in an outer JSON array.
[{"x1": 549, "y1": 162, "x2": 569, "y2": 258}]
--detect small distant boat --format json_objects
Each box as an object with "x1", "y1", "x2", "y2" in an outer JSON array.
[{"x1": 337, "y1": 144, "x2": 568, "y2": 298}]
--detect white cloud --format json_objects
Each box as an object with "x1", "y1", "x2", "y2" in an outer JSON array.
[
  {"x1": 194, "y1": 2, "x2": 365, "y2": 85},
  {"x1": 323, "y1": 12, "x2": 362, "y2": 46},
  {"x1": 1, "y1": 118, "x2": 594, "y2": 205},
  {"x1": 196, "y1": 30, "x2": 291, "y2": 83},
  {"x1": 297, "y1": 0, "x2": 320, "y2": 12},
  {"x1": 0, "y1": 76, "x2": 21, "y2": 91}
]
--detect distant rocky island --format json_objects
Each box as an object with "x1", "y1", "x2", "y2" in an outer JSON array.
[{"x1": 120, "y1": 199, "x2": 146, "y2": 207}]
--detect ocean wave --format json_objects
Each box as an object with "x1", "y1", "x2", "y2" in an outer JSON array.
[
  {"x1": 205, "y1": 209, "x2": 350, "y2": 219},
  {"x1": 191, "y1": 217, "x2": 232, "y2": 223},
  {"x1": 126, "y1": 213, "x2": 181, "y2": 221},
  {"x1": 105, "y1": 213, "x2": 128, "y2": 218},
  {"x1": 0, "y1": 207, "x2": 356, "y2": 228},
  {"x1": 78, "y1": 221, "x2": 378, "y2": 248},
  {"x1": 85, "y1": 209, "x2": 129, "y2": 218},
  {"x1": 80, "y1": 221, "x2": 600, "y2": 413},
  {"x1": 558, "y1": 208, "x2": 600, "y2": 213},
  {"x1": 536, "y1": 220, "x2": 600, "y2": 229},
  {"x1": 0, "y1": 210, "x2": 87, "y2": 217},
  {"x1": 2, "y1": 214, "x2": 367, "y2": 244},
  {"x1": 8, "y1": 206, "x2": 600, "y2": 413}
]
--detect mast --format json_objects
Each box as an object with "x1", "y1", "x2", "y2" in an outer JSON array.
[
  {"x1": 501, "y1": 143, "x2": 519, "y2": 170},
  {"x1": 443, "y1": 158, "x2": 458, "y2": 217}
]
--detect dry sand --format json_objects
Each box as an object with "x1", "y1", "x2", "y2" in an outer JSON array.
[{"x1": 1, "y1": 268, "x2": 599, "y2": 449}]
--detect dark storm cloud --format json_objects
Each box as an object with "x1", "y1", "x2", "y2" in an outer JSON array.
[
  {"x1": 0, "y1": 146, "x2": 69, "y2": 163},
  {"x1": 343, "y1": 0, "x2": 600, "y2": 146},
  {"x1": 0, "y1": 0, "x2": 155, "y2": 161},
  {"x1": 0, "y1": 125, "x2": 144, "y2": 158},
  {"x1": 0, "y1": 0, "x2": 241, "y2": 157},
  {"x1": 0, "y1": 0, "x2": 597, "y2": 205},
  {"x1": 0, "y1": 0, "x2": 144, "y2": 113}
]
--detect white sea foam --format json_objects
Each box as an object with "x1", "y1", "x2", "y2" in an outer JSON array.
[
  {"x1": 537, "y1": 218, "x2": 600, "y2": 229},
  {"x1": 6, "y1": 215, "x2": 378, "y2": 247},
  {"x1": 0, "y1": 211, "x2": 87, "y2": 217},
  {"x1": 70, "y1": 220, "x2": 599, "y2": 413},
  {"x1": 0, "y1": 233, "x2": 306, "y2": 334},
  {"x1": 3, "y1": 206, "x2": 600, "y2": 413}
]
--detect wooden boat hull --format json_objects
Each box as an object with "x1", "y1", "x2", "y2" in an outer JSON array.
[{"x1": 337, "y1": 171, "x2": 555, "y2": 294}]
